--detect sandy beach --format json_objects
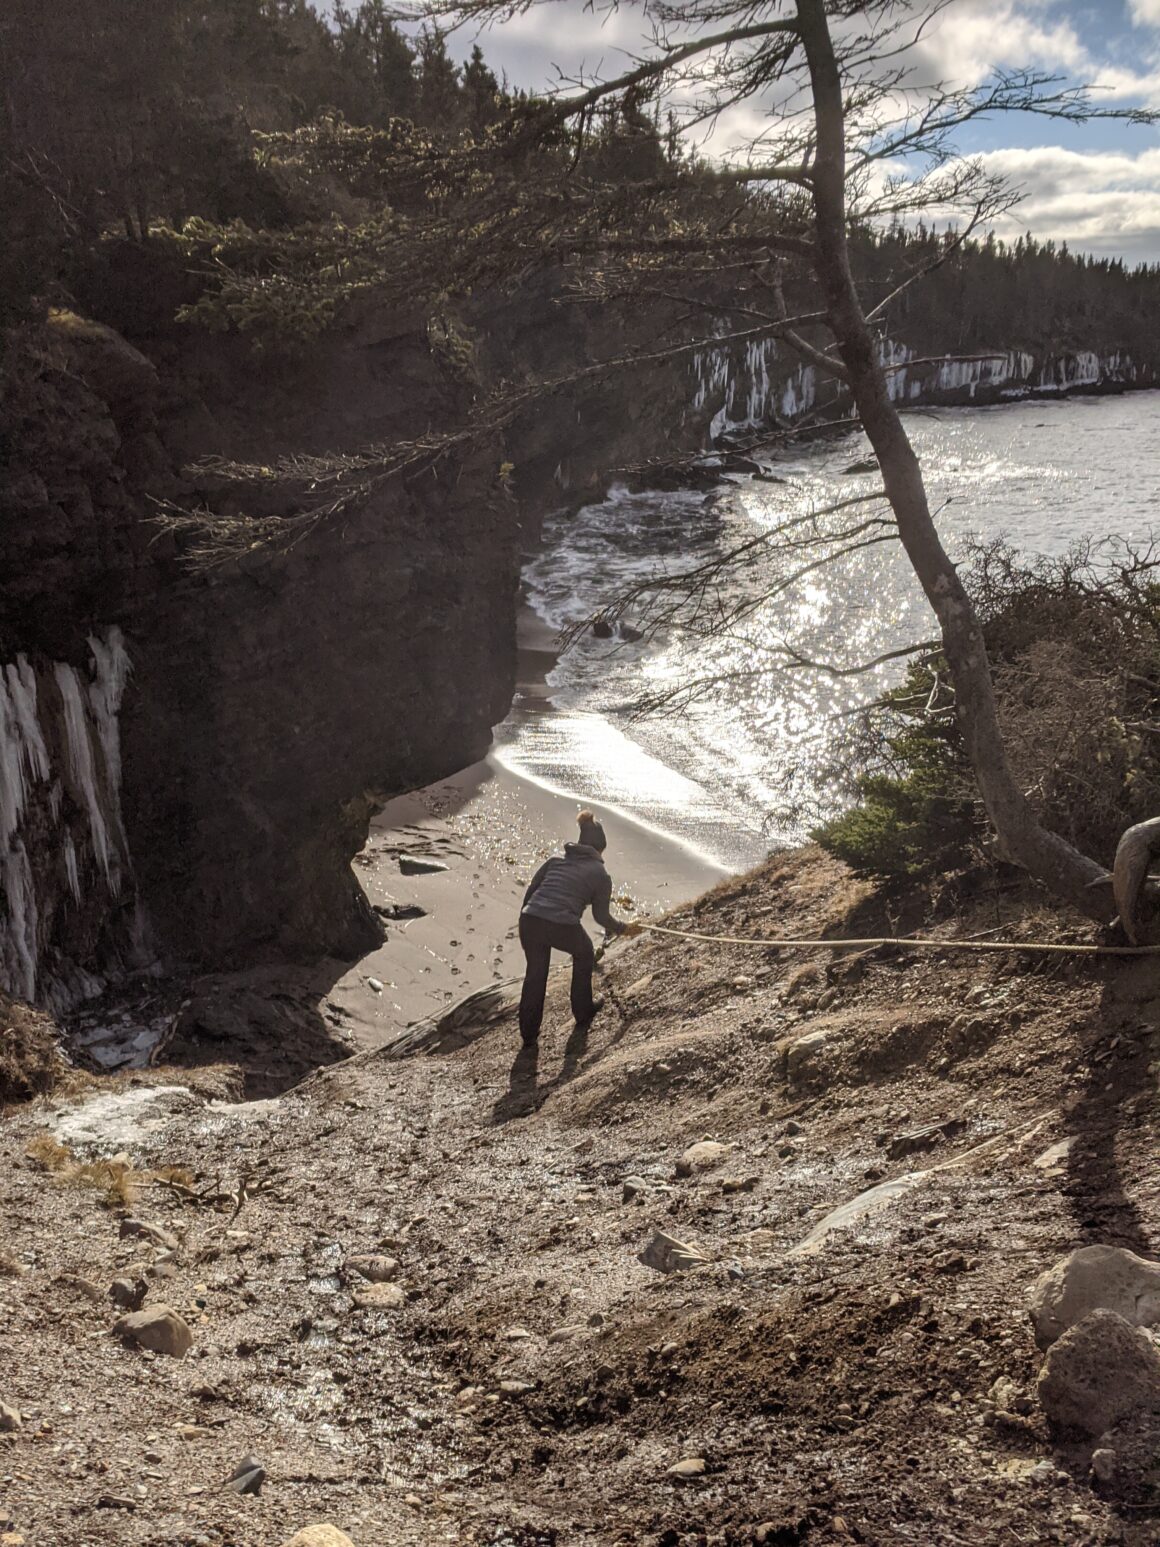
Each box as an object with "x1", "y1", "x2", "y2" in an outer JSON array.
[
  {"x1": 318, "y1": 594, "x2": 740, "y2": 1050},
  {"x1": 321, "y1": 751, "x2": 730, "y2": 1049}
]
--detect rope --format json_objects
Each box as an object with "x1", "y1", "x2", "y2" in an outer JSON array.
[{"x1": 639, "y1": 921, "x2": 1160, "y2": 957}]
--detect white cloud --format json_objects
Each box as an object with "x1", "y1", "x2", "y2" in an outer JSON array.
[
  {"x1": 974, "y1": 144, "x2": 1160, "y2": 260},
  {"x1": 1130, "y1": 0, "x2": 1160, "y2": 27}
]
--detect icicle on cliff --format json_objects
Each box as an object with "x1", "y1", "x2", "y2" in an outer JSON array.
[{"x1": 0, "y1": 627, "x2": 137, "y2": 1008}]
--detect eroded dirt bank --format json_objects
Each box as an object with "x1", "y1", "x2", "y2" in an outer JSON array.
[{"x1": 2, "y1": 849, "x2": 1159, "y2": 1546}]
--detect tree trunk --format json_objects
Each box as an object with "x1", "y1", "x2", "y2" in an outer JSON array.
[{"x1": 794, "y1": 0, "x2": 1110, "y2": 917}]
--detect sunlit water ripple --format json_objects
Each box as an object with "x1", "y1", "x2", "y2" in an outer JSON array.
[{"x1": 494, "y1": 393, "x2": 1160, "y2": 870}]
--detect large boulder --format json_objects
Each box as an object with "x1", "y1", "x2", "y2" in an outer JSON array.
[
  {"x1": 1030, "y1": 1244, "x2": 1160, "y2": 1351},
  {"x1": 1037, "y1": 1309, "x2": 1160, "y2": 1436}
]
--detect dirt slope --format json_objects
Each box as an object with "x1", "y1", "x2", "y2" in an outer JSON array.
[{"x1": 1, "y1": 849, "x2": 1158, "y2": 1546}]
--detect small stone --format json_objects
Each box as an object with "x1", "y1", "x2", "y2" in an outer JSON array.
[
  {"x1": 501, "y1": 1325, "x2": 533, "y2": 1341},
  {"x1": 222, "y1": 1454, "x2": 265, "y2": 1496},
  {"x1": 675, "y1": 1140, "x2": 731, "y2": 1177},
  {"x1": 366, "y1": 978, "x2": 384, "y2": 994},
  {"x1": 721, "y1": 1175, "x2": 759, "y2": 1194},
  {"x1": 110, "y1": 1277, "x2": 147, "y2": 1310},
  {"x1": 885, "y1": 1118, "x2": 966, "y2": 1161},
  {"x1": 1091, "y1": 1448, "x2": 1117, "y2": 1483},
  {"x1": 55, "y1": 1274, "x2": 104, "y2": 1302},
  {"x1": 0, "y1": 1402, "x2": 22, "y2": 1433},
  {"x1": 280, "y1": 1529, "x2": 355, "y2": 1547},
  {"x1": 499, "y1": 1380, "x2": 535, "y2": 1396},
  {"x1": 119, "y1": 1219, "x2": 179, "y2": 1252},
  {"x1": 638, "y1": 1230, "x2": 709, "y2": 1275},
  {"x1": 786, "y1": 1027, "x2": 839, "y2": 1086},
  {"x1": 1037, "y1": 1309, "x2": 1160, "y2": 1435},
  {"x1": 398, "y1": 856, "x2": 447, "y2": 876},
  {"x1": 115, "y1": 1305, "x2": 193, "y2": 1357},
  {"x1": 667, "y1": 1457, "x2": 706, "y2": 1479},
  {"x1": 346, "y1": 1255, "x2": 399, "y2": 1284},
  {"x1": 1032, "y1": 1138, "x2": 1073, "y2": 1173},
  {"x1": 548, "y1": 1325, "x2": 586, "y2": 1344},
  {"x1": 1029, "y1": 1460, "x2": 1056, "y2": 1484},
  {"x1": 622, "y1": 1176, "x2": 649, "y2": 1202},
  {"x1": 353, "y1": 1282, "x2": 404, "y2": 1311},
  {"x1": 784, "y1": 1120, "x2": 803, "y2": 1136},
  {"x1": 1030, "y1": 1244, "x2": 1160, "y2": 1351},
  {"x1": 625, "y1": 974, "x2": 654, "y2": 999}
]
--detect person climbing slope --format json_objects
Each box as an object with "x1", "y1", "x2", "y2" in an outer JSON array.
[{"x1": 518, "y1": 809, "x2": 639, "y2": 1044}]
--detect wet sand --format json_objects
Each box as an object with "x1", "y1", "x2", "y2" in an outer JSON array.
[
  {"x1": 323, "y1": 752, "x2": 729, "y2": 1050},
  {"x1": 322, "y1": 596, "x2": 740, "y2": 1049}
]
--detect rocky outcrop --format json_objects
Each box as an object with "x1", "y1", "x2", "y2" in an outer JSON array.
[
  {"x1": 1, "y1": 300, "x2": 517, "y2": 997},
  {"x1": 1029, "y1": 1243, "x2": 1160, "y2": 1351}
]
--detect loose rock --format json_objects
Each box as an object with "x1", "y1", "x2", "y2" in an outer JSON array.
[
  {"x1": 675, "y1": 1140, "x2": 731, "y2": 1177},
  {"x1": 1036, "y1": 1309, "x2": 1160, "y2": 1435},
  {"x1": 119, "y1": 1219, "x2": 179, "y2": 1252},
  {"x1": 1091, "y1": 1448, "x2": 1117, "y2": 1483},
  {"x1": 222, "y1": 1454, "x2": 265, "y2": 1496},
  {"x1": 55, "y1": 1273, "x2": 104, "y2": 1302},
  {"x1": 346, "y1": 1255, "x2": 399, "y2": 1284},
  {"x1": 114, "y1": 1305, "x2": 194, "y2": 1357},
  {"x1": 109, "y1": 1276, "x2": 147, "y2": 1310},
  {"x1": 353, "y1": 1282, "x2": 404, "y2": 1311},
  {"x1": 281, "y1": 1530, "x2": 355, "y2": 1547},
  {"x1": 785, "y1": 1027, "x2": 839, "y2": 1086},
  {"x1": 622, "y1": 1175, "x2": 649, "y2": 1202},
  {"x1": 639, "y1": 1230, "x2": 709, "y2": 1274},
  {"x1": 398, "y1": 856, "x2": 447, "y2": 876},
  {"x1": 667, "y1": 1457, "x2": 706, "y2": 1479},
  {"x1": 0, "y1": 1402, "x2": 21, "y2": 1433},
  {"x1": 1029, "y1": 1243, "x2": 1160, "y2": 1351}
]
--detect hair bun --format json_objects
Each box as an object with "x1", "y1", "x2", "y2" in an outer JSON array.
[{"x1": 577, "y1": 809, "x2": 596, "y2": 824}]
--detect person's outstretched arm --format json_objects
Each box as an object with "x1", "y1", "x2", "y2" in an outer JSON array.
[{"x1": 590, "y1": 870, "x2": 627, "y2": 935}]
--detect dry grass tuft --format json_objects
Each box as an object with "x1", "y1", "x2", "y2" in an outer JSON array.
[
  {"x1": 26, "y1": 1135, "x2": 139, "y2": 1207},
  {"x1": 153, "y1": 1164, "x2": 196, "y2": 1188},
  {"x1": 25, "y1": 1136, "x2": 200, "y2": 1209}
]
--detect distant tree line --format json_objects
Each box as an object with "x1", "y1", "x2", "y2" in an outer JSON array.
[
  {"x1": 857, "y1": 222, "x2": 1160, "y2": 361},
  {"x1": 7, "y1": 0, "x2": 1160, "y2": 363}
]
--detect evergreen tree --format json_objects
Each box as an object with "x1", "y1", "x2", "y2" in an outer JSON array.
[{"x1": 414, "y1": 27, "x2": 461, "y2": 127}]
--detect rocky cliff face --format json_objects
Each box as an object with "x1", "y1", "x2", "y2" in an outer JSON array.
[
  {"x1": 1, "y1": 260, "x2": 1155, "y2": 1013},
  {"x1": 0, "y1": 302, "x2": 517, "y2": 1004},
  {"x1": 685, "y1": 331, "x2": 1154, "y2": 443}
]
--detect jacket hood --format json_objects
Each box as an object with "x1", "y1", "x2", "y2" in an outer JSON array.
[{"x1": 564, "y1": 842, "x2": 605, "y2": 863}]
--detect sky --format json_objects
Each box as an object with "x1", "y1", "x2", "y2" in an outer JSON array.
[{"x1": 386, "y1": 0, "x2": 1160, "y2": 265}]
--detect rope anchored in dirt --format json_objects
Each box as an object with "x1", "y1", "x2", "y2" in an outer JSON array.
[{"x1": 639, "y1": 922, "x2": 1160, "y2": 957}]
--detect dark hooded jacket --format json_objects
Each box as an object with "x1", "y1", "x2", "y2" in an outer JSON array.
[{"x1": 521, "y1": 843, "x2": 624, "y2": 933}]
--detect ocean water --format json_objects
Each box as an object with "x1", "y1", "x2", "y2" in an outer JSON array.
[{"x1": 494, "y1": 393, "x2": 1160, "y2": 870}]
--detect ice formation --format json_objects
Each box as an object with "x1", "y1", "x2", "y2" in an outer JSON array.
[
  {"x1": 692, "y1": 335, "x2": 786, "y2": 437},
  {"x1": 0, "y1": 628, "x2": 133, "y2": 1004}
]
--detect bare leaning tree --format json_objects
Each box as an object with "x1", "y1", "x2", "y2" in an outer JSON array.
[{"x1": 391, "y1": 0, "x2": 1160, "y2": 930}]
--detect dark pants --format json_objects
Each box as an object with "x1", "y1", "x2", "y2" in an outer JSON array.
[{"x1": 518, "y1": 912, "x2": 596, "y2": 1042}]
